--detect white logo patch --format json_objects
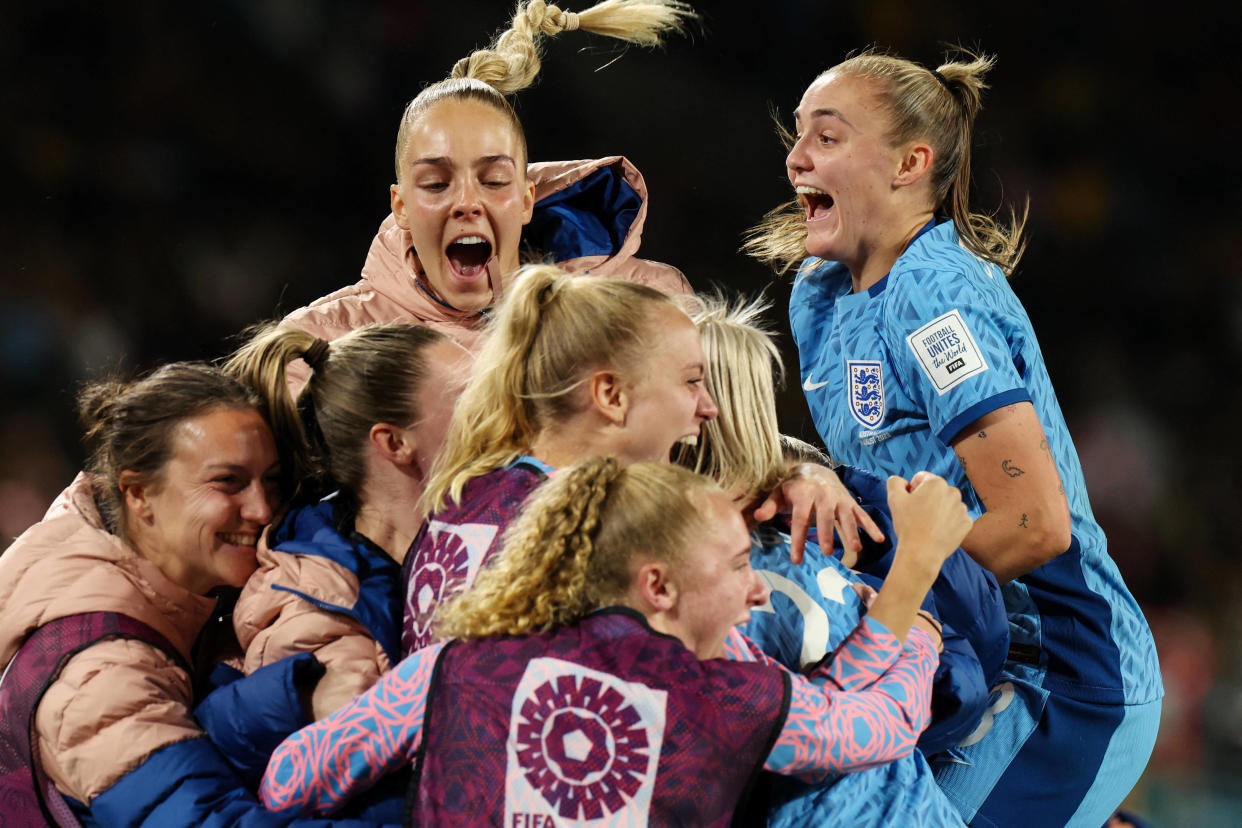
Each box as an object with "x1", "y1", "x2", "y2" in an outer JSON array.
[
  {"x1": 846, "y1": 361, "x2": 885, "y2": 429},
  {"x1": 906, "y1": 310, "x2": 988, "y2": 395},
  {"x1": 506, "y1": 658, "x2": 665, "y2": 826}
]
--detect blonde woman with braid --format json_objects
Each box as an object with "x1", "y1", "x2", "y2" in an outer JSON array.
[
  {"x1": 283, "y1": 0, "x2": 696, "y2": 365},
  {"x1": 401, "y1": 263, "x2": 717, "y2": 653},
  {"x1": 745, "y1": 49, "x2": 1161, "y2": 827},
  {"x1": 260, "y1": 457, "x2": 971, "y2": 824},
  {"x1": 224, "y1": 323, "x2": 471, "y2": 722},
  {"x1": 400, "y1": 264, "x2": 874, "y2": 655}
]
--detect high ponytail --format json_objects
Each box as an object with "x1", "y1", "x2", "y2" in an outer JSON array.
[
  {"x1": 395, "y1": 0, "x2": 696, "y2": 180},
  {"x1": 744, "y1": 47, "x2": 1028, "y2": 278},
  {"x1": 224, "y1": 324, "x2": 325, "y2": 498},
  {"x1": 422, "y1": 263, "x2": 679, "y2": 512},
  {"x1": 225, "y1": 322, "x2": 448, "y2": 510}
]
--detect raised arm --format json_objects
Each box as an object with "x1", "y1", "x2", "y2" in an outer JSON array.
[
  {"x1": 951, "y1": 402, "x2": 1071, "y2": 583},
  {"x1": 762, "y1": 617, "x2": 939, "y2": 780}
]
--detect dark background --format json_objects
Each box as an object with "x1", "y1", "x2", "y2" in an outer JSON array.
[{"x1": 3, "y1": 1, "x2": 1239, "y2": 820}]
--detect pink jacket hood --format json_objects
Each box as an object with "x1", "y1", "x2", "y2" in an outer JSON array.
[{"x1": 281, "y1": 155, "x2": 690, "y2": 352}]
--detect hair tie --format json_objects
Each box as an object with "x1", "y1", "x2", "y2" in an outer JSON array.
[
  {"x1": 930, "y1": 69, "x2": 954, "y2": 93},
  {"x1": 561, "y1": 11, "x2": 580, "y2": 31},
  {"x1": 303, "y1": 338, "x2": 331, "y2": 371}
]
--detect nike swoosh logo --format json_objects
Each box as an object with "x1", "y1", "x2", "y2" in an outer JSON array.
[{"x1": 803, "y1": 375, "x2": 830, "y2": 391}]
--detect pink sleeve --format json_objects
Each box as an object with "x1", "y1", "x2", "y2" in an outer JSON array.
[
  {"x1": 259, "y1": 643, "x2": 444, "y2": 815},
  {"x1": 761, "y1": 617, "x2": 938, "y2": 780}
]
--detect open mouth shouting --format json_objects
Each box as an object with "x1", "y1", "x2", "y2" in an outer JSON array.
[
  {"x1": 796, "y1": 185, "x2": 834, "y2": 220},
  {"x1": 446, "y1": 234, "x2": 494, "y2": 280}
]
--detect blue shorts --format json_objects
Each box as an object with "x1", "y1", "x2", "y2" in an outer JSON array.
[{"x1": 931, "y1": 677, "x2": 1161, "y2": 828}]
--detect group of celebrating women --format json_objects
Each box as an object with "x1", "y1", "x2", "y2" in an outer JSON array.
[{"x1": 0, "y1": 2, "x2": 1161, "y2": 826}]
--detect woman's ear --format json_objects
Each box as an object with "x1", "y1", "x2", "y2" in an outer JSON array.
[
  {"x1": 369, "y1": 423, "x2": 417, "y2": 466},
  {"x1": 894, "y1": 141, "x2": 934, "y2": 188},
  {"x1": 118, "y1": 470, "x2": 154, "y2": 522},
  {"x1": 587, "y1": 370, "x2": 629, "y2": 426},
  {"x1": 521, "y1": 178, "x2": 536, "y2": 225},
  {"x1": 633, "y1": 560, "x2": 678, "y2": 612}
]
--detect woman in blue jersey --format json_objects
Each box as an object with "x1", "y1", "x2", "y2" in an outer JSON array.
[
  {"x1": 745, "y1": 50, "x2": 1162, "y2": 827},
  {"x1": 677, "y1": 294, "x2": 1005, "y2": 826}
]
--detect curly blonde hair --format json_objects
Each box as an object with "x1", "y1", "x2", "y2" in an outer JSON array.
[
  {"x1": 437, "y1": 457, "x2": 718, "y2": 639},
  {"x1": 743, "y1": 48, "x2": 1027, "y2": 278}
]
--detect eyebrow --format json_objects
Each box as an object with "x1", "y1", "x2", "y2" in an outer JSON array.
[
  {"x1": 411, "y1": 154, "x2": 517, "y2": 168},
  {"x1": 793, "y1": 107, "x2": 854, "y2": 128}
]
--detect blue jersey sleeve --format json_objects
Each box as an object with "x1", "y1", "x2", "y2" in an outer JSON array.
[{"x1": 884, "y1": 266, "x2": 1031, "y2": 445}]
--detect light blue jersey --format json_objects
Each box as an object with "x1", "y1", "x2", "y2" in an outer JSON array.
[
  {"x1": 743, "y1": 526, "x2": 965, "y2": 828},
  {"x1": 789, "y1": 220, "x2": 1162, "y2": 826}
]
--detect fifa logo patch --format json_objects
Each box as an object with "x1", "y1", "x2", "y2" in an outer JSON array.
[
  {"x1": 506, "y1": 659, "x2": 665, "y2": 826},
  {"x1": 847, "y1": 360, "x2": 885, "y2": 429},
  {"x1": 906, "y1": 309, "x2": 988, "y2": 395}
]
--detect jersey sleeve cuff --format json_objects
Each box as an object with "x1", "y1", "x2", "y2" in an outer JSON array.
[{"x1": 936, "y1": 388, "x2": 1031, "y2": 445}]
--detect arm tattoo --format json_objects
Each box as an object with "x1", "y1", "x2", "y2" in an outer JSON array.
[
  {"x1": 956, "y1": 453, "x2": 967, "y2": 471},
  {"x1": 1002, "y1": 459, "x2": 1025, "y2": 478},
  {"x1": 977, "y1": 430, "x2": 987, "y2": 439},
  {"x1": 1018, "y1": 513, "x2": 1030, "y2": 529}
]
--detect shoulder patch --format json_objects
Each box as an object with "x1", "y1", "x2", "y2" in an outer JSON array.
[{"x1": 906, "y1": 309, "x2": 988, "y2": 394}]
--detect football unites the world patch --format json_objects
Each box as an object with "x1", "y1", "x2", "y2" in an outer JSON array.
[
  {"x1": 847, "y1": 360, "x2": 885, "y2": 429},
  {"x1": 506, "y1": 658, "x2": 666, "y2": 826},
  {"x1": 905, "y1": 309, "x2": 989, "y2": 395}
]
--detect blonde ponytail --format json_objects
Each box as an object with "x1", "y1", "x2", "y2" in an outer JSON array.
[{"x1": 422, "y1": 264, "x2": 678, "y2": 512}]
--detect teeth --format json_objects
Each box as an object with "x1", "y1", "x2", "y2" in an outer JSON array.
[
  {"x1": 795, "y1": 185, "x2": 828, "y2": 196},
  {"x1": 220, "y1": 533, "x2": 257, "y2": 547},
  {"x1": 454, "y1": 236, "x2": 488, "y2": 245}
]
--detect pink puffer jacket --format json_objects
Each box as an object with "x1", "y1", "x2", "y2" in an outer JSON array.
[{"x1": 0, "y1": 474, "x2": 216, "y2": 803}]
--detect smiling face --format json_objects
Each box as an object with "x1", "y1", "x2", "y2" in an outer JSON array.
[
  {"x1": 668, "y1": 490, "x2": 768, "y2": 660},
  {"x1": 128, "y1": 407, "x2": 282, "y2": 594},
  {"x1": 390, "y1": 98, "x2": 536, "y2": 313},
  {"x1": 786, "y1": 72, "x2": 908, "y2": 279},
  {"x1": 619, "y1": 308, "x2": 719, "y2": 464}
]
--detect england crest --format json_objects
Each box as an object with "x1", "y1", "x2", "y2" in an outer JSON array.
[{"x1": 847, "y1": 360, "x2": 885, "y2": 429}]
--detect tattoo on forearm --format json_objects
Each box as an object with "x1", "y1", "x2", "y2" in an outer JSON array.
[
  {"x1": 1002, "y1": 459, "x2": 1025, "y2": 477},
  {"x1": 956, "y1": 453, "x2": 967, "y2": 471},
  {"x1": 977, "y1": 430, "x2": 987, "y2": 439},
  {"x1": 1019, "y1": 513, "x2": 1029, "y2": 529}
]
